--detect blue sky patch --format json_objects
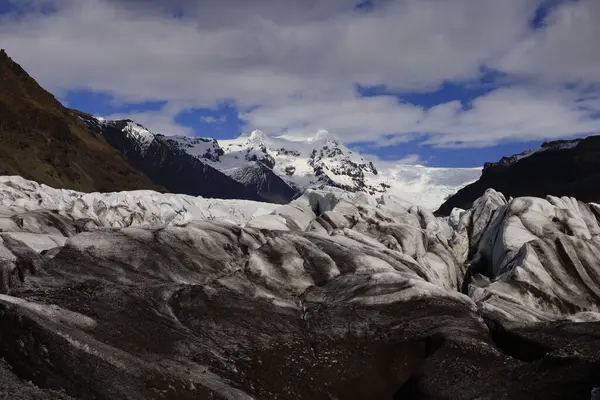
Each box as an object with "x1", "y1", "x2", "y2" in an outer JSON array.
[
  {"x1": 0, "y1": 0, "x2": 56, "y2": 16},
  {"x1": 62, "y1": 90, "x2": 167, "y2": 117},
  {"x1": 530, "y1": 0, "x2": 580, "y2": 29},
  {"x1": 174, "y1": 103, "x2": 247, "y2": 140}
]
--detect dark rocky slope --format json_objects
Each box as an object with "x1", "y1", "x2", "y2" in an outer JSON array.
[
  {"x1": 0, "y1": 49, "x2": 161, "y2": 193},
  {"x1": 436, "y1": 136, "x2": 600, "y2": 216},
  {"x1": 78, "y1": 114, "x2": 269, "y2": 202},
  {"x1": 229, "y1": 161, "x2": 298, "y2": 203}
]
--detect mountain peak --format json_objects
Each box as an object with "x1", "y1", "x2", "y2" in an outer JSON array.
[
  {"x1": 238, "y1": 129, "x2": 269, "y2": 143},
  {"x1": 249, "y1": 129, "x2": 268, "y2": 140},
  {"x1": 306, "y1": 129, "x2": 341, "y2": 145}
]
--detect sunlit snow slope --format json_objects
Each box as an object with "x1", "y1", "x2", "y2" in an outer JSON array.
[{"x1": 170, "y1": 128, "x2": 481, "y2": 210}]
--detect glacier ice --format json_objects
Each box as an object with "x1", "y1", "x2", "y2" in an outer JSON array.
[
  {"x1": 0, "y1": 175, "x2": 279, "y2": 229},
  {"x1": 0, "y1": 176, "x2": 599, "y2": 399},
  {"x1": 2, "y1": 175, "x2": 600, "y2": 324}
]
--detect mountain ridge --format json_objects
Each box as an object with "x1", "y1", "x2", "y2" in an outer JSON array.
[
  {"x1": 436, "y1": 134, "x2": 600, "y2": 216},
  {"x1": 77, "y1": 112, "x2": 272, "y2": 203},
  {"x1": 83, "y1": 113, "x2": 481, "y2": 209}
]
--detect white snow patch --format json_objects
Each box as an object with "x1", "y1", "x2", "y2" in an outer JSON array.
[{"x1": 122, "y1": 122, "x2": 155, "y2": 154}]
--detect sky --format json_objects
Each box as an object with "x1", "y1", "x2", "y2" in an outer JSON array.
[{"x1": 1, "y1": 0, "x2": 599, "y2": 167}]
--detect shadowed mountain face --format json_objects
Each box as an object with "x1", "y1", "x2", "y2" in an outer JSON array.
[
  {"x1": 229, "y1": 161, "x2": 299, "y2": 203},
  {"x1": 436, "y1": 136, "x2": 600, "y2": 216},
  {"x1": 1, "y1": 177, "x2": 600, "y2": 399},
  {"x1": 77, "y1": 113, "x2": 276, "y2": 203},
  {"x1": 0, "y1": 50, "x2": 162, "y2": 193}
]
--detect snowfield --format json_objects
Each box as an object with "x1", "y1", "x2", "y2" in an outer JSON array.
[{"x1": 1, "y1": 176, "x2": 600, "y2": 399}]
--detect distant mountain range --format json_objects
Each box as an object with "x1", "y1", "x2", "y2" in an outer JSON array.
[
  {"x1": 0, "y1": 48, "x2": 485, "y2": 208},
  {"x1": 78, "y1": 113, "x2": 482, "y2": 209}
]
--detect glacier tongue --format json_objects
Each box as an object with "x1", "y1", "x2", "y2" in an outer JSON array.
[
  {"x1": 1, "y1": 176, "x2": 600, "y2": 399},
  {"x1": 3, "y1": 174, "x2": 600, "y2": 324}
]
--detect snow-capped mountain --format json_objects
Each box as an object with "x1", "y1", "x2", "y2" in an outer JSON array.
[
  {"x1": 149, "y1": 126, "x2": 481, "y2": 209},
  {"x1": 78, "y1": 113, "x2": 272, "y2": 203},
  {"x1": 81, "y1": 113, "x2": 481, "y2": 209},
  {"x1": 165, "y1": 136, "x2": 225, "y2": 162},
  {"x1": 205, "y1": 129, "x2": 382, "y2": 193},
  {"x1": 207, "y1": 129, "x2": 482, "y2": 209}
]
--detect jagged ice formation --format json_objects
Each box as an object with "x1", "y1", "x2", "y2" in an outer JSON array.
[{"x1": 0, "y1": 177, "x2": 600, "y2": 399}]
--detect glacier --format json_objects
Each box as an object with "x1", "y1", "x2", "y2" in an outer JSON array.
[
  {"x1": 0, "y1": 176, "x2": 600, "y2": 399},
  {"x1": 0, "y1": 175, "x2": 279, "y2": 229}
]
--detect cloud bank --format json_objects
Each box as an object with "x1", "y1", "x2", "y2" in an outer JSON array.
[{"x1": 1, "y1": 0, "x2": 599, "y2": 147}]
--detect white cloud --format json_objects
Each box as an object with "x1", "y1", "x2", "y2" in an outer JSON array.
[
  {"x1": 396, "y1": 154, "x2": 423, "y2": 165},
  {"x1": 105, "y1": 104, "x2": 193, "y2": 136},
  {"x1": 1, "y1": 0, "x2": 534, "y2": 98},
  {"x1": 245, "y1": 85, "x2": 598, "y2": 147},
  {"x1": 362, "y1": 152, "x2": 425, "y2": 166},
  {"x1": 496, "y1": 0, "x2": 600, "y2": 84},
  {"x1": 0, "y1": 0, "x2": 599, "y2": 149},
  {"x1": 200, "y1": 115, "x2": 227, "y2": 123},
  {"x1": 419, "y1": 86, "x2": 600, "y2": 147}
]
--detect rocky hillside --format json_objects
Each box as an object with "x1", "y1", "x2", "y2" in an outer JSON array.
[
  {"x1": 436, "y1": 136, "x2": 600, "y2": 216},
  {"x1": 0, "y1": 49, "x2": 161, "y2": 193},
  {"x1": 1, "y1": 177, "x2": 600, "y2": 399}
]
